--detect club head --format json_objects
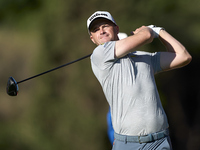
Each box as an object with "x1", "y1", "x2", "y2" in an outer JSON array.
[{"x1": 6, "y1": 77, "x2": 19, "y2": 96}]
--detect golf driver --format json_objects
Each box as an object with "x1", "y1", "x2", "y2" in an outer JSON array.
[{"x1": 6, "y1": 54, "x2": 91, "y2": 96}]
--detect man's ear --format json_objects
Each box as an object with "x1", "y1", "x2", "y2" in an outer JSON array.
[
  {"x1": 114, "y1": 25, "x2": 119, "y2": 40},
  {"x1": 90, "y1": 35, "x2": 97, "y2": 45},
  {"x1": 90, "y1": 35, "x2": 94, "y2": 43},
  {"x1": 115, "y1": 25, "x2": 119, "y2": 34}
]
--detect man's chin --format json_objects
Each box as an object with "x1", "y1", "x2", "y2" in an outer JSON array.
[{"x1": 101, "y1": 39, "x2": 111, "y2": 44}]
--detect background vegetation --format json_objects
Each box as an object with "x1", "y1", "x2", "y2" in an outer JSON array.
[{"x1": 0, "y1": 0, "x2": 199, "y2": 149}]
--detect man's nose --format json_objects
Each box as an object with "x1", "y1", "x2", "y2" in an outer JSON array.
[{"x1": 99, "y1": 27, "x2": 105, "y2": 34}]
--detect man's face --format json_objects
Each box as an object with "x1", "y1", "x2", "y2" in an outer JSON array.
[{"x1": 89, "y1": 18, "x2": 119, "y2": 45}]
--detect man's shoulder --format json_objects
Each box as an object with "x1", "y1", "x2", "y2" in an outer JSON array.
[
  {"x1": 93, "y1": 41, "x2": 116, "y2": 55},
  {"x1": 95, "y1": 41, "x2": 116, "y2": 49}
]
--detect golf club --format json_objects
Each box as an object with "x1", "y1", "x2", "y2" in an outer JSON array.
[{"x1": 6, "y1": 54, "x2": 91, "y2": 96}]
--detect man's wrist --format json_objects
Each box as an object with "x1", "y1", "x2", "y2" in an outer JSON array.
[{"x1": 153, "y1": 27, "x2": 165, "y2": 38}]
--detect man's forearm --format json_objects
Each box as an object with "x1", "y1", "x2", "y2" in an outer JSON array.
[
  {"x1": 115, "y1": 27, "x2": 154, "y2": 58},
  {"x1": 159, "y1": 29, "x2": 192, "y2": 70},
  {"x1": 159, "y1": 30, "x2": 186, "y2": 54}
]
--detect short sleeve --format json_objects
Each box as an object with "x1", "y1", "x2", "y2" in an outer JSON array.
[{"x1": 91, "y1": 41, "x2": 116, "y2": 70}]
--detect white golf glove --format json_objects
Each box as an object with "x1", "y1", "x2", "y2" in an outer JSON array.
[{"x1": 148, "y1": 25, "x2": 164, "y2": 38}]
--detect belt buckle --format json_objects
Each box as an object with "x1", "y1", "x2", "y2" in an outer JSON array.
[{"x1": 138, "y1": 136, "x2": 143, "y2": 144}]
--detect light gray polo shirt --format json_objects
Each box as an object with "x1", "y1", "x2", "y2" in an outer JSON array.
[{"x1": 90, "y1": 41, "x2": 169, "y2": 136}]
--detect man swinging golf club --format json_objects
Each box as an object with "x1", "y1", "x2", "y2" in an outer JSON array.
[{"x1": 87, "y1": 11, "x2": 192, "y2": 150}]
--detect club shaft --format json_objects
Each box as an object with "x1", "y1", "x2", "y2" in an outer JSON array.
[{"x1": 17, "y1": 54, "x2": 91, "y2": 84}]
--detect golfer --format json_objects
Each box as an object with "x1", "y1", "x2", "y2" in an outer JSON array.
[{"x1": 87, "y1": 11, "x2": 192, "y2": 150}]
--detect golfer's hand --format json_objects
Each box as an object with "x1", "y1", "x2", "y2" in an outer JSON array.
[{"x1": 131, "y1": 26, "x2": 152, "y2": 35}]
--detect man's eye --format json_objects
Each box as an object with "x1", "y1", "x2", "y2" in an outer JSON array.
[
  {"x1": 103, "y1": 24, "x2": 109, "y2": 27},
  {"x1": 92, "y1": 28, "x2": 99, "y2": 32}
]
